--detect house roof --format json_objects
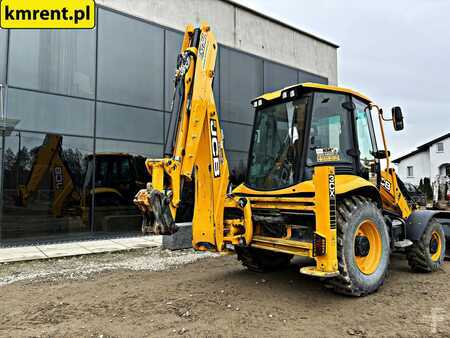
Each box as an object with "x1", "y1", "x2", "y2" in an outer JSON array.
[{"x1": 393, "y1": 133, "x2": 450, "y2": 163}]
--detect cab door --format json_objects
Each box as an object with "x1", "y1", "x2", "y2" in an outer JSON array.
[{"x1": 353, "y1": 98, "x2": 379, "y2": 185}]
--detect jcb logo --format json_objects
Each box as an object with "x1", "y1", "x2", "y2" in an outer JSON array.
[
  {"x1": 328, "y1": 174, "x2": 336, "y2": 199},
  {"x1": 381, "y1": 178, "x2": 391, "y2": 192},
  {"x1": 210, "y1": 119, "x2": 220, "y2": 178},
  {"x1": 54, "y1": 166, "x2": 64, "y2": 190}
]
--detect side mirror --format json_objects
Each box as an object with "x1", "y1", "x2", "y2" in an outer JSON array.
[
  {"x1": 372, "y1": 150, "x2": 391, "y2": 159},
  {"x1": 392, "y1": 107, "x2": 404, "y2": 131},
  {"x1": 342, "y1": 101, "x2": 356, "y2": 111}
]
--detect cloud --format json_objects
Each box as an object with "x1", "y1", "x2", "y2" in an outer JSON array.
[{"x1": 236, "y1": 0, "x2": 450, "y2": 157}]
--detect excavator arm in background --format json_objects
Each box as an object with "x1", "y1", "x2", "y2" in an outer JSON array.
[
  {"x1": 17, "y1": 134, "x2": 80, "y2": 217},
  {"x1": 134, "y1": 23, "x2": 236, "y2": 251}
]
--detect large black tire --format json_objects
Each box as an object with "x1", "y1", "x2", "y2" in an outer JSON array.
[
  {"x1": 329, "y1": 196, "x2": 390, "y2": 296},
  {"x1": 235, "y1": 246, "x2": 293, "y2": 272},
  {"x1": 407, "y1": 220, "x2": 446, "y2": 272}
]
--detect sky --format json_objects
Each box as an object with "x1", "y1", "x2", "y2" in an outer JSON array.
[{"x1": 236, "y1": 0, "x2": 450, "y2": 158}]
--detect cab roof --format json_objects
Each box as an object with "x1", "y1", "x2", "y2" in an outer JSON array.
[{"x1": 253, "y1": 82, "x2": 373, "y2": 104}]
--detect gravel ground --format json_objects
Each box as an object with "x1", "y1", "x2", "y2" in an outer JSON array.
[
  {"x1": 1, "y1": 250, "x2": 450, "y2": 337},
  {"x1": 0, "y1": 248, "x2": 217, "y2": 286}
]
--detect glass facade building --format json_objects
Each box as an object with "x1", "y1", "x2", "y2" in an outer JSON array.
[{"x1": 0, "y1": 6, "x2": 327, "y2": 242}]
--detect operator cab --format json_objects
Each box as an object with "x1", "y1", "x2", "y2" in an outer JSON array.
[{"x1": 245, "y1": 83, "x2": 380, "y2": 191}]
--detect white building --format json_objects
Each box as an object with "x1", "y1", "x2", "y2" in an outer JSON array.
[{"x1": 393, "y1": 133, "x2": 450, "y2": 186}]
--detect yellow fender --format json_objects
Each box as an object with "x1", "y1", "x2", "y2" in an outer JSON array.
[{"x1": 335, "y1": 175, "x2": 381, "y2": 204}]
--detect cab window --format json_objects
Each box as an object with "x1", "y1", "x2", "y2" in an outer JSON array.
[
  {"x1": 307, "y1": 92, "x2": 353, "y2": 166},
  {"x1": 354, "y1": 98, "x2": 376, "y2": 179}
]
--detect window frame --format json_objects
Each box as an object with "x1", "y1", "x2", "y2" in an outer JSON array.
[
  {"x1": 407, "y1": 166, "x2": 414, "y2": 178},
  {"x1": 437, "y1": 142, "x2": 444, "y2": 153},
  {"x1": 245, "y1": 94, "x2": 310, "y2": 191}
]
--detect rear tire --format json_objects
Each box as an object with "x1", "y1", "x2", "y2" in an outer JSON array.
[
  {"x1": 235, "y1": 246, "x2": 293, "y2": 272},
  {"x1": 329, "y1": 196, "x2": 390, "y2": 296},
  {"x1": 407, "y1": 220, "x2": 445, "y2": 272}
]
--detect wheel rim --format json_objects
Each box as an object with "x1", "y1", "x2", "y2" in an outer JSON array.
[
  {"x1": 354, "y1": 220, "x2": 382, "y2": 275},
  {"x1": 430, "y1": 231, "x2": 442, "y2": 262}
]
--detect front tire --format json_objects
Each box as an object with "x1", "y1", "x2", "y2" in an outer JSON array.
[
  {"x1": 407, "y1": 220, "x2": 445, "y2": 272},
  {"x1": 329, "y1": 196, "x2": 390, "y2": 296}
]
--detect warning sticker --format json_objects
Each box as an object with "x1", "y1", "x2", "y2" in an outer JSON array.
[{"x1": 316, "y1": 148, "x2": 340, "y2": 162}]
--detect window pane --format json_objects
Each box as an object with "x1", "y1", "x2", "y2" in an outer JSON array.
[
  {"x1": 355, "y1": 99, "x2": 375, "y2": 179},
  {"x1": 7, "y1": 88, "x2": 94, "y2": 136},
  {"x1": 222, "y1": 121, "x2": 252, "y2": 152},
  {"x1": 307, "y1": 92, "x2": 352, "y2": 165},
  {"x1": 9, "y1": 29, "x2": 96, "y2": 98},
  {"x1": 263, "y1": 61, "x2": 298, "y2": 93},
  {"x1": 95, "y1": 138, "x2": 162, "y2": 158},
  {"x1": 0, "y1": 29, "x2": 7, "y2": 84},
  {"x1": 97, "y1": 9, "x2": 164, "y2": 109},
  {"x1": 1, "y1": 132, "x2": 93, "y2": 240},
  {"x1": 93, "y1": 139, "x2": 160, "y2": 232},
  {"x1": 164, "y1": 30, "x2": 183, "y2": 111},
  {"x1": 96, "y1": 102, "x2": 163, "y2": 143},
  {"x1": 220, "y1": 47, "x2": 263, "y2": 124},
  {"x1": 298, "y1": 69, "x2": 328, "y2": 85},
  {"x1": 227, "y1": 151, "x2": 248, "y2": 186},
  {"x1": 247, "y1": 97, "x2": 309, "y2": 190}
]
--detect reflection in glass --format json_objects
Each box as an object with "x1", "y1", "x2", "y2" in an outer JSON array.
[
  {"x1": 96, "y1": 102, "x2": 164, "y2": 143},
  {"x1": 0, "y1": 28, "x2": 7, "y2": 84},
  {"x1": 9, "y1": 29, "x2": 96, "y2": 98},
  {"x1": 220, "y1": 47, "x2": 263, "y2": 124},
  {"x1": 263, "y1": 61, "x2": 298, "y2": 93},
  {"x1": 92, "y1": 139, "x2": 156, "y2": 232},
  {"x1": 7, "y1": 88, "x2": 94, "y2": 136},
  {"x1": 2, "y1": 132, "x2": 93, "y2": 240},
  {"x1": 97, "y1": 8, "x2": 164, "y2": 109}
]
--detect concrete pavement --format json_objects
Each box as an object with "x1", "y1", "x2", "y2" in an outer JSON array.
[{"x1": 0, "y1": 236, "x2": 163, "y2": 263}]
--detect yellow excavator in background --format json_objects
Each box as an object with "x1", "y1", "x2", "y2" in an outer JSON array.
[
  {"x1": 17, "y1": 134, "x2": 148, "y2": 226},
  {"x1": 135, "y1": 23, "x2": 450, "y2": 296},
  {"x1": 17, "y1": 134, "x2": 81, "y2": 217}
]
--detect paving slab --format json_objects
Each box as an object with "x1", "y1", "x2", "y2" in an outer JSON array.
[
  {"x1": 0, "y1": 235, "x2": 164, "y2": 263},
  {"x1": 79, "y1": 240, "x2": 128, "y2": 254},
  {"x1": 110, "y1": 237, "x2": 159, "y2": 249},
  {"x1": 0, "y1": 246, "x2": 46, "y2": 263},
  {"x1": 37, "y1": 243, "x2": 91, "y2": 258},
  {"x1": 144, "y1": 235, "x2": 163, "y2": 245}
]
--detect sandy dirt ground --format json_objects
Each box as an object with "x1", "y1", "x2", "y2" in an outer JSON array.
[{"x1": 0, "y1": 249, "x2": 449, "y2": 338}]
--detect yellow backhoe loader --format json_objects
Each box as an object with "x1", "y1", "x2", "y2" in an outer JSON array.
[{"x1": 134, "y1": 23, "x2": 450, "y2": 296}]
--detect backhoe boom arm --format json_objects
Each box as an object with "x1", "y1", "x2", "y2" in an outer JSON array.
[{"x1": 134, "y1": 24, "x2": 231, "y2": 249}]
